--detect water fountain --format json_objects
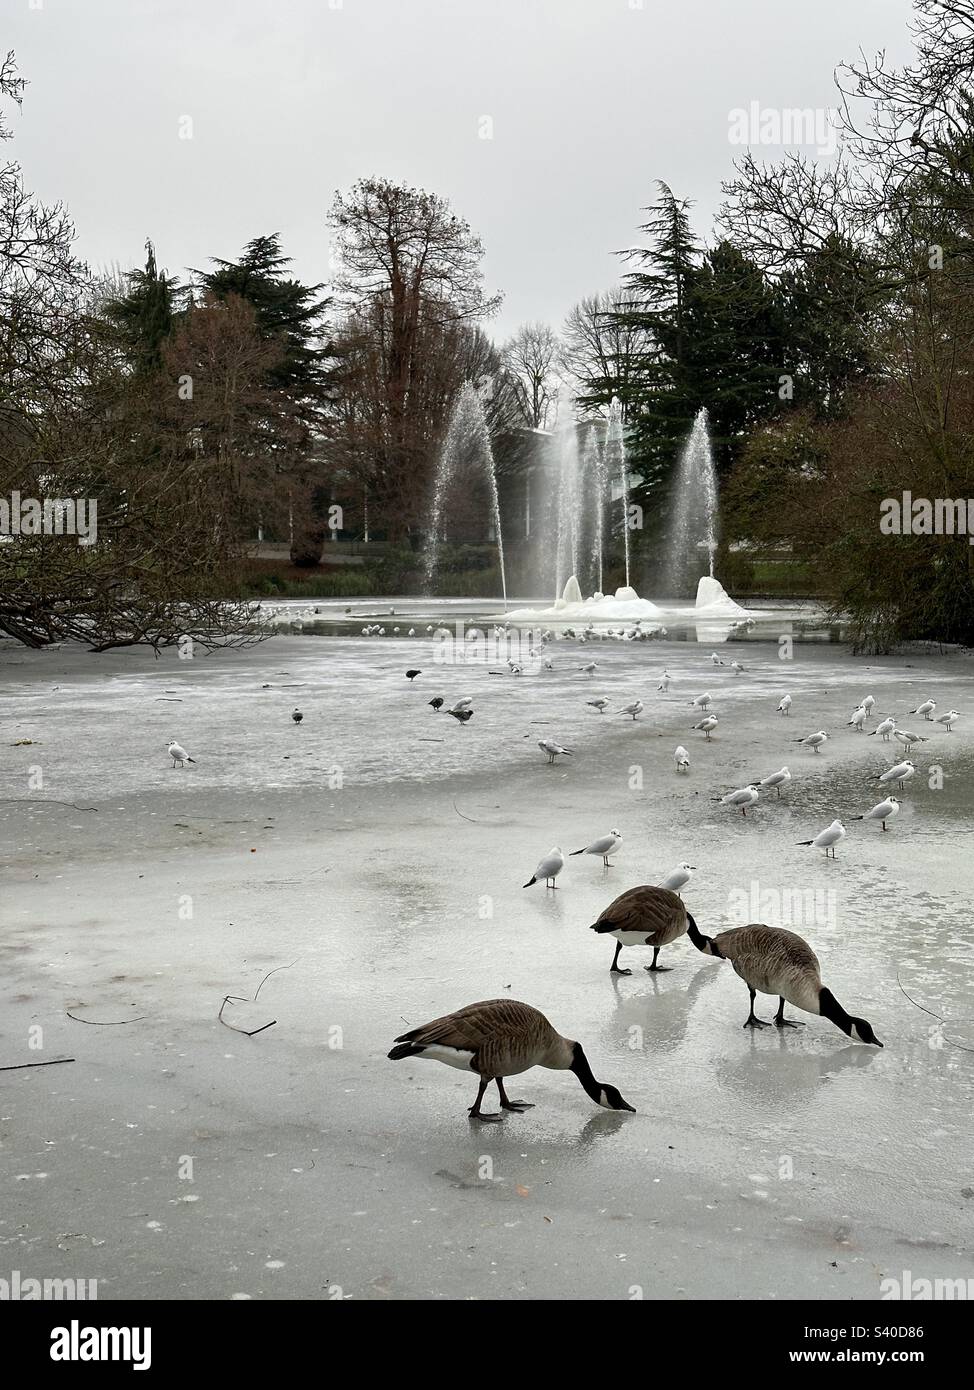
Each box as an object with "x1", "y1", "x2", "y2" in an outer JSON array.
[
  {"x1": 423, "y1": 382, "x2": 507, "y2": 606},
  {"x1": 604, "y1": 397, "x2": 631, "y2": 589},
  {"x1": 661, "y1": 407, "x2": 718, "y2": 597}
]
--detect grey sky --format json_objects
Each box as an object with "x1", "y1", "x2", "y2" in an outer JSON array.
[{"x1": 7, "y1": 0, "x2": 915, "y2": 340}]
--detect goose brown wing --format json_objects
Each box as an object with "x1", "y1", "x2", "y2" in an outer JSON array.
[
  {"x1": 393, "y1": 999, "x2": 549, "y2": 1051},
  {"x1": 594, "y1": 885, "x2": 687, "y2": 944}
]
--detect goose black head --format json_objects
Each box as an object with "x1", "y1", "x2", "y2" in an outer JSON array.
[
  {"x1": 851, "y1": 1017, "x2": 883, "y2": 1047},
  {"x1": 598, "y1": 1083, "x2": 636, "y2": 1113}
]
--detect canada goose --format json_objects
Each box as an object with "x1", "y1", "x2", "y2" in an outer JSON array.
[
  {"x1": 428, "y1": 697, "x2": 444, "y2": 711},
  {"x1": 590, "y1": 885, "x2": 690, "y2": 973},
  {"x1": 674, "y1": 744, "x2": 691, "y2": 772},
  {"x1": 718, "y1": 784, "x2": 760, "y2": 816},
  {"x1": 692, "y1": 715, "x2": 719, "y2": 740},
  {"x1": 570, "y1": 829, "x2": 622, "y2": 866},
  {"x1": 587, "y1": 697, "x2": 610, "y2": 714},
  {"x1": 405, "y1": 669, "x2": 421, "y2": 681},
  {"x1": 685, "y1": 919, "x2": 883, "y2": 1044},
  {"x1": 797, "y1": 818, "x2": 845, "y2": 857},
  {"x1": 911, "y1": 699, "x2": 936, "y2": 720},
  {"x1": 870, "y1": 716, "x2": 896, "y2": 741},
  {"x1": 388, "y1": 999, "x2": 635, "y2": 1120},
  {"x1": 758, "y1": 766, "x2": 791, "y2": 796},
  {"x1": 448, "y1": 709, "x2": 474, "y2": 724},
  {"x1": 538, "y1": 739, "x2": 572, "y2": 765},
  {"x1": 166, "y1": 739, "x2": 195, "y2": 768},
  {"x1": 877, "y1": 759, "x2": 914, "y2": 788},
  {"x1": 524, "y1": 847, "x2": 564, "y2": 889},
  {"x1": 619, "y1": 700, "x2": 644, "y2": 720},
  {"x1": 853, "y1": 796, "x2": 899, "y2": 830},
  {"x1": 794, "y1": 730, "x2": 828, "y2": 752},
  {"x1": 777, "y1": 694, "x2": 792, "y2": 715},
  {"x1": 291, "y1": 708, "x2": 303, "y2": 724},
  {"x1": 848, "y1": 706, "x2": 867, "y2": 732}
]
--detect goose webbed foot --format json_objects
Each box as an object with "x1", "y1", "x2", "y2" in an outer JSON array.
[
  {"x1": 500, "y1": 1100, "x2": 534, "y2": 1112},
  {"x1": 611, "y1": 966, "x2": 632, "y2": 975},
  {"x1": 644, "y1": 964, "x2": 672, "y2": 972},
  {"x1": 774, "y1": 999, "x2": 804, "y2": 1028},
  {"x1": 743, "y1": 1015, "x2": 770, "y2": 1029},
  {"x1": 468, "y1": 1109, "x2": 503, "y2": 1123}
]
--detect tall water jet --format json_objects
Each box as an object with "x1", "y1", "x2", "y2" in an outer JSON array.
[
  {"x1": 423, "y1": 382, "x2": 508, "y2": 606},
  {"x1": 553, "y1": 420, "x2": 582, "y2": 600},
  {"x1": 662, "y1": 407, "x2": 718, "y2": 597},
  {"x1": 582, "y1": 423, "x2": 604, "y2": 595},
  {"x1": 604, "y1": 397, "x2": 630, "y2": 588}
]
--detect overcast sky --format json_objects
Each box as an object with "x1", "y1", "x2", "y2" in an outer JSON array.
[{"x1": 7, "y1": 0, "x2": 915, "y2": 340}]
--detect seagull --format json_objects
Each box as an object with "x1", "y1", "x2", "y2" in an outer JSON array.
[
  {"x1": 428, "y1": 697, "x2": 444, "y2": 711},
  {"x1": 710, "y1": 653, "x2": 725, "y2": 665},
  {"x1": 510, "y1": 663, "x2": 523, "y2": 676},
  {"x1": 658, "y1": 862, "x2": 695, "y2": 894},
  {"x1": 847, "y1": 706, "x2": 867, "y2": 732},
  {"x1": 690, "y1": 692, "x2": 713, "y2": 711},
  {"x1": 405, "y1": 669, "x2": 421, "y2": 681},
  {"x1": 449, "y1": 698, "x2": 473, "y2": 713},
  {"x1": 579, "y1": 662, "x2": 597, "y2": 676},
  {"x1": 523, "y1": 847, "x2": 565, "y2": 889},
  {"x1": 570, "y1": 830, "x2": 623, "y2": 866},
  {"x1": 777, "y1": 694, "x2": 792, "y2": 716},
  {"x1": 719, "y1": 784, "x2": 760, "y2": 817},
  {"x1": 937, "y1": 709, "x2": 960, "y2": 731},
  {"x1": 619, "y1": 699, "x2": 644, "y2": 720},
  {"x1": 730, "y1": 660, "x2": 745, "y2": 675},
  {"x1": 861, "y1": 695, "x2": 876, "y2": 715},
  {"x1": 795, "y1": 730, "x2": 828, "y2": 752},
  {"x1": 167, "y1": 739, "x2": 196, "y2": 768},
  {"x1": 543, "y1": 656, "x2": 554, "y2": 671},
  {"x1": 692, "y1": 715, "x2": 719, "y2": 741},
  {"x1": 758, "y1": 766, "x2": 791, "y2": 797},
  {"x1": 674, "y1": 745, "x2": 691, "y2": 772},
  {"x1": 877, "y1": 759, "x2": 915, "y2": 788},
  {"x1": 538, "y1": 738, "x2": 573, "y2": 765},
  {"x1": 657, "y1": 670, "x2": 673, "y2": 692},
  {"x1": 448, "y1": 709, "x2": 474, "y2": 724},
  {"x1": 893, "y1": 729, "x2": 928, "y2": 749},
  {"x1": 291, "y1": 708, "x2": 303, "y2": 724},
  {"x1": 586, "y1": 698, "x2": 610, "y2": 714},
  {"x1": 408, "y1": 628, "x2": 416, "y2": 637},
  {"x1": 911, "y1": 699, "x2": 936, "y2": 721},
  {"x1": 853, "y1": 796, "x2": 899, "y2": 831},
  {"x1": 870, "y1": 716, "x2": 896, "y2": 742},
  {"x1": 798, "y1": 818, "x2": 846, "y2": 858}
]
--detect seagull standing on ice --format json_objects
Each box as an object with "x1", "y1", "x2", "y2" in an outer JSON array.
[
  {"x1": 798, "y1": 818, "x2": 846, "y2": 858},
  {"x1": 795, "y1": 730, "x2": 828, "y2": 753},
  {"x1": 449, "y1": 698, "x2": 473, "y2": 714},
  {"x1": 893, "y1": 729, "x2": 928, "y2": 750},
  {"x1": 758, "y1": 766, "x2": 791, "y2": 797},
  {"x1": 586, "y1": 698, "x2": 610, "y2": 714},
  {"x1": 853, "y1": 796, "x2": 899, "y2": 831},
  {"x1": 847, "y1": 706, "x2": 867, "y2": 733},
  {"x1": 570, "y1": 830, "x2": 622, "y2": 867},
  {"x1": 719, "y1": 784, "x2": 760, "y2": 817},
  {"x1": 674, "y1": 745, "x2": 691, "y2": 773},
  {"x1": 538, "y1": 739, "x2": 573, "y2": 765},
  {"x1": 911, "y1": 699, "x2": 936, "y2": 721},
  {"x1": 657, "y1": 670, "x2": 673, "y2": 692},
  {"x1": 710, "y1": 653, "x2": 725, "y2": 665},
  {"x1": 619, "y1": 700, "x2": 644, "y2": 721},
  {"x1": 877, "y1": 759, "x2": 915, "y2": 789},
  {"x1": 523, "y1": 848, "x2": 565, "y2": 889},
  {"x1": 448, "y1": 709, "x2": 474, "y2": 724},
  {"x1": 870, "y1": 716, "x2": 896, "y2": 742},
  {"x1": 690, "y1": 692, "x2": 713, "y2": 711},
  {"x1": 167, "y1": 739, "x2": 196, "y2": 769},
  {"x1": 658, "y1": 862, "x2": 695, "y2": 894},
  {"x1": 777, "y1": 695, "x2": 792, "y2": 716},
  {"x1": 936, "y1": 709, "x2": 960, "y2": 732},
  {"x1": 730, "y1": 660, "x2": 745, "y2": 675},
  {"x1": 579, "y1": 662, "x2": 597, "y2": 677},
  {"x1": 291, "y1": 708, "x2": 303, "y2": 724},
  {"x1": 861, "y1": 695, "x2": 876, "y2": 715},
  {"x1": 692, "y1": 715, "x2": 719, "y2": 741}
]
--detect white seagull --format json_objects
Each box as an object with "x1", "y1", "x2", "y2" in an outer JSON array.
[
  {"x1": 798, "y1": 818, "x2": 846, "y2": 858},
  {"x1": 167, "y1": 739, "x2": 196, "y2": 769},
  {"x1": 847, "y1": 706, "x2": 867, "y2": 732},
  {"x1": 893, "y1": 728, "x2": 928, "y2": 750},
  {"x1": 538, "y1": 739, "x2": 573, "y2": 765},
  {"x1": 690, "y1": 692, "x2": 713, "y2": 711},
  {"x1": 719, "y1": 784, "x2": 760, "y2": 817},
  {"x1": 758, "y1": 766, "x2": 791, "y2": 797},
  {"x1": 523, "y1": 847, "x2": 565, "y2": 889},
  {"x1": 658, "y1": 862, "x2": 695, "y2": 894},
  {"x1": 692, "y1": 715, "x2": 719, "y2": 741},
  {"x1": 674, "y1": 745, "x2": 691, "y2": 773},
  {"x1": 936, "y1": 709, "x2": 960, "y2": 732},
  {"x1": 586, "y1": 697, "x2": 610, "y2": 714},
  {"x1": 449, "y1": 697, "x2": 473, "y2": 713},
  {"x1": 777, "y1": 694, "x2": 792, "y2": 716},
  {"x1": 861, "y1": 695, "x2": 876, "y2": 715},
  {"x1": 870, "y1": 716, "x2": 896, "y2": 742},
  {"x1": 570, "y1": 829, "x2": 623, "y2": 867},
  {"x1": 579, "y1": 662, "x2": 597, "y2": 676},
  {"x1": 619, "y1": 699, "x2": 644, "y2": 720},
  {"x1": 877, "y1": 759, "x2": 915, "y2": 788},
  {"x1": 657, "y1": 670, "x2": 673, "y2": 691},
  {"x1": 853, "y1": 796, "x2": 900, "y2": 831},
  {"x1": 730, "y1": 660, "x2": 745, "y2": 675},
  {"x1": 911, "y1": 699, "x2": 936, "y2": 721},
  {"x1": 710, "y1": 652, "x2": 725, "y2": 665},
  {"x1": 795, "y1": 730, "x2": 828, "y2": 753}
]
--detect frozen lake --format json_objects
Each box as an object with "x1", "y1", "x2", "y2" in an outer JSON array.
[{"x1": 1, "y1": 617, "x2": 973, "y2": 1300}]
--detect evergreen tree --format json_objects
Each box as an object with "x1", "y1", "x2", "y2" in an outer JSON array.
[{"x1": 103, "y1": 239, "x2": 180, "y2": 373}]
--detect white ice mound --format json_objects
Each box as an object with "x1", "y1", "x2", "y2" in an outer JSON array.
[
  {"x1": 506, "y1": 576, "x2": 665, "y2": 624},
  {"x1": 694, "y1": 576, "x2": 748, "y2": 618}
]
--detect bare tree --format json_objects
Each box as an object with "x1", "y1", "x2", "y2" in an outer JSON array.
[
  {"x1": 502, "y1": 322, "x2": 559, "y2": 429},
  {"x1": 560, "y1": 288, "x2": 651, "y2": 419}
]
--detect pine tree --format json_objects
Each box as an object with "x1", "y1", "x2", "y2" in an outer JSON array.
[{"x1": 103, "y1": 239, "x2": 179, "y2": 373}]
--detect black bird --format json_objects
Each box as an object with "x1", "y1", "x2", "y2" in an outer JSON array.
[
  {"x1": 292, "y1": 708, "x2": 303, "y2": 724},
  {"x1": 428, "y1": 697, "x2": 444, "y2": 711},
  {"x1": 406, "y1": 669, "x2": 421, "y2": 681},
  {"x1": 448, "y1": 708, "x2": 474, "y2": 724}
]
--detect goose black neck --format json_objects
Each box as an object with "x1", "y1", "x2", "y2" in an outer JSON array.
[
  {"x1": 570, "y1": 1043, "x2": 603, "y2": 1104},
  {"x1": 686, "y1": 911, "x2": 721, "y2": 957},
  {"x1": 819, "y1": 987, "x2": 853, "y2": 1037}
]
